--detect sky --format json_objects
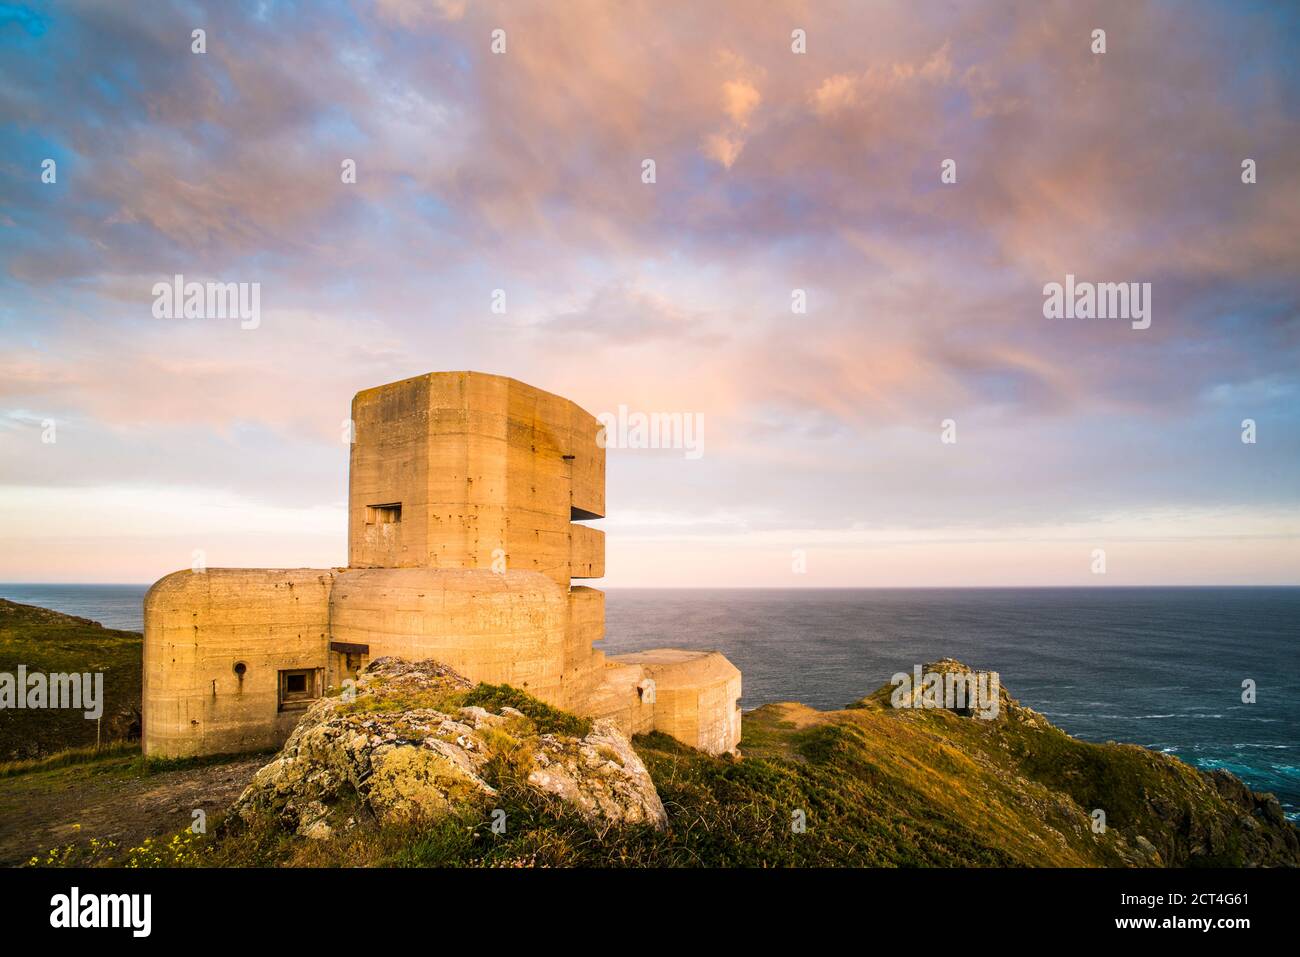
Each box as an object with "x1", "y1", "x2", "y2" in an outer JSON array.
[{"x1": 0, "y1": 0, "x2": 1298, "y2": 586}]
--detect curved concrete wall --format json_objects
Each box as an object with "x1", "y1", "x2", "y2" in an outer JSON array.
[
  {"x1": 609, "y1": 649, "x2": 743, "y2": 755},
  {"x1": 329, "y1": 567, "x2": 572, "y2": 706},
  {"x1": 143, "y1": 568, "x2": 335, "y2": 758}
]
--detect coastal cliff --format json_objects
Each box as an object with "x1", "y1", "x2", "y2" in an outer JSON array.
[
  {"x1": 209, "y1": 656, "x2": 1297, "y2": 867},
  {"x1": 2, "y1": 600, "x2": 1296, "y2": 868}
]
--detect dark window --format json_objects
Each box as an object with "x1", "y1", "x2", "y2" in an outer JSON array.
[
  {"x1": 366, "y1": 503, "x2": 401, "y2": 525},
  {"x1": 278, "y1": 669, "x2": 319, "y2": 711}
]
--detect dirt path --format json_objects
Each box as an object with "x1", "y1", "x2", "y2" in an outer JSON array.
[{"x1": 0, "y1": 755, "x2": 265, "y2": 866}]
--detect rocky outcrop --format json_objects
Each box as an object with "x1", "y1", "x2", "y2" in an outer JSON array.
[
  {"x1": 1205, "y1": 769, "x2": 1299, "y2": 860},
  {"x1": 228, "y1": 657, "x2": 666, "y2": 839},
  {"x1": 847, "y1": 658, "x2": 1299, "y2": 867}
]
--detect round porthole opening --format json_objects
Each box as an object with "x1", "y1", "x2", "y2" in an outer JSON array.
[{"x1": 233, "y1": 661, "x2": 248, "y2": 678}]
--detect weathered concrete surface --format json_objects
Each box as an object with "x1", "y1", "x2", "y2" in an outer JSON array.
[
  {"x1": 143, "y1": 568, "x2": 336, "y2": 758},
  {"x1": 348, "y1": 371, "x2": 605, "y2": 586},
  {"x1": 608, "y1": 649, "x2": 743, "y2": 755},
  {"x1": 584, "y1": 661, "x2": 657, "y2": 738},
  {"x1": 329, "y1": 566, "x2": 571, "y2": 706},
  {"x1": 144, "y1": 372, "x2": 743, "y2": 759}
]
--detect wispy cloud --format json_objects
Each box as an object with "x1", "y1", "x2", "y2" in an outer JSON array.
[{"x1": 1, "y1": 0, "x2": 1297, "y2": 583}]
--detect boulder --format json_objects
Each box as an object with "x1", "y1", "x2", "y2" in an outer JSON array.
[
  {"x1": 228, "y1": 657, "x2": 666, "y2": 838},
  {"x1": 528, "y1": 720, "x2": 667, "y2": 826}
]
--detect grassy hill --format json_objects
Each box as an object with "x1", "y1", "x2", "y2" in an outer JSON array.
[
  {"x1": 0, "y1": 599, "x2": 142, "y2": 760},
  {"x1": 1, "y1": 600, "x2": 1294, "y2": 868},
  {"x1": 199, "y1": 673, "x2": 1295, "y2": 868}
]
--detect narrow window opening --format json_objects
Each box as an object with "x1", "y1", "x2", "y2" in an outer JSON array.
[
  {"x1": 366, "y1": 503, "x2": 402, "y2": 525},
  {"x1": 278, "y1": 668, "x2": 320, "y2": 711}
]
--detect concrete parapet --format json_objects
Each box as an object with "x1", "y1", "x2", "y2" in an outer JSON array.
[
  {"x1": 608, "y1": 649, "x2": 742, "y2": 755},
  {"x1": 583, "y1": 661, "x2": 656, "y2": 737}
]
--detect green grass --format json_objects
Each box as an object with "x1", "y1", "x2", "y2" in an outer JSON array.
[
  {"x1": 0, "y1": 599, "x2": 142, "y2": 760},
  {"x1": 0, "y1": 740, "x2": 139, "y2": 779},
  {"x1": 460, "y1": 683, "x2": 593, "y2": 737},
  {"x1": 0, "y1": 740, "x2": 268, "y2": 784},
  {"x1": 52, "y1": 683, "x2": 1288, "y2": 869},
  {"x1": 199, "y1": 717, "x2": 1073, "y2": 868},
  {"x1": 22, "y1": 694, "x2": 1297, "y2": 868},
  {"x1": 337, "y1": 677, "x2": 594, "y2": 738},
  {"x1": 127, "y1": 747, "x2": 277, "y2": 776}
]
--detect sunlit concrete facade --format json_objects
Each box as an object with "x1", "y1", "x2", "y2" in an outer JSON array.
[{"x1": 143, "y1": 372, "x2": 741, "y2": 758}]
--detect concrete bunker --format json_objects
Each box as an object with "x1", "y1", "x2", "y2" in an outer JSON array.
[{"x1": 142, "y1": 372, "x2": 742, "y2": 759}]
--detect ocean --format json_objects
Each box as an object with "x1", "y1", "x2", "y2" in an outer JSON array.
[{"x1": 2, "y1": 583, "x2": 1296, "y2": 819}]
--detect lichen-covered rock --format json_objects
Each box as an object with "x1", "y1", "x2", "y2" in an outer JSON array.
[
  {"x1": 528, "y1": 720, "x2": 667, "y2": 827},
  {"x1": 227, "y1": 657, "x2": 666, "y2": 838}
]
